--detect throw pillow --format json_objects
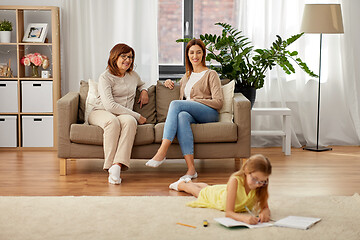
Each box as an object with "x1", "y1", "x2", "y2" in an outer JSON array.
[
  {"x1": 133, "y1": 85, "x2": 156, "y2": 124},
  {"x1": 84, "y1": 79, "x2": 99, "y2": 124},
  {"x1": 156, "y1": 81, "x2": 180, "y2": 122},
  {"x1": 78, "y1": 80, "x2": 89, "y2": 123},
  {"x1": 221, "y1": 79, "x2": 231, "y2": 85},
  {"x1": 219, "y1": 80, "x2": 235, "y2": 122}
]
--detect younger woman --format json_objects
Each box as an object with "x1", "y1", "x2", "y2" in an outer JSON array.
[
  {"x1": 146, "y1": 39, "x2": 223, "y2": 180},
  {"x1": 170, "y1": 154, "x2": 272, "y2": 224}
]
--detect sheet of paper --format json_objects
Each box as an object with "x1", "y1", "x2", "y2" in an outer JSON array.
[
  {"x1": 274, "y1": 216, "x2": 321, "y2": 230},
  {"x1": 214, "y1": 217, "x2": 273, "y2": 228}
]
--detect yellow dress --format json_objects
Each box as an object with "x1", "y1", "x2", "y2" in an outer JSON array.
[{"x1": 186, "y1": 176, "x2": 257, "y2": 212}]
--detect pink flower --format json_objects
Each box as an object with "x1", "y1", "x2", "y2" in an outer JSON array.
[
  {"x1": 31, "y1": 56, "x2": 43, "y2": 66},
  {"x1": 20, "y1": 52, "x2": 49, "y2": 69},
  {"x1": 23, "y1": 58, "x2": 31, "y2": 66}
]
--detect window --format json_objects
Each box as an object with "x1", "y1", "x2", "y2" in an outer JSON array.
[
  {"x1": 158, "y1": 0, "x2": 183, "y2": 66},
  {"x1": 158, "y1": 0, "x2": 238, "y2": 78}
]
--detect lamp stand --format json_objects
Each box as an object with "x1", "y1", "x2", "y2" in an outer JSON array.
[{"x1": 304, "y1": 33, "x2": 332, "y2": 152}]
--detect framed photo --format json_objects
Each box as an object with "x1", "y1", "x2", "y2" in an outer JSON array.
[{"x1": 23, "y1": 23, "x2": 48, "y2": 43}]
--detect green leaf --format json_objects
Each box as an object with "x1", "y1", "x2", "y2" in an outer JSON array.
[
  {"x1": 176, "y1": 22, "x2": 317, "y2": 86},
  {"x1": 289, "y1": 51, "x2": 298, "y2": 56},
  {"x1": 176, "y1": 38, "x2": 192, "y2": 43}
]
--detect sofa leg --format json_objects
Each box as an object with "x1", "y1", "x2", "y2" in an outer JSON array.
[
  {"x1": 60, "y1": 158, "x2": 67, "y2": 176},
  {"x1": 234, "y1": 158, "x2": 247, "y2": 170}
]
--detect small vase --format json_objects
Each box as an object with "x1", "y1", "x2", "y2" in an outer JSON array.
[
  {"x1": 0, "y1": 31, "x2": 11, "y2": 43},
  {"x1": 31, "y1": 65, "x2": 40, "y2": 78}
]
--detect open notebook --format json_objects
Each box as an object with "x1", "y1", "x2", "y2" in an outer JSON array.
[
  {"x1": 214, "y1": 217, "x2": 273, "y2": 228},
  {"x1": 215, "y1": 216, "x2": 321, "y2": 230}
]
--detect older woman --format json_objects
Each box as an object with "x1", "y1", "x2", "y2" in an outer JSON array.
[
  {"x1": 146, "y1": 39, "x2": 224, "y2": 181},
  {"x1": 89, "y1": 43, "x2": 148, "y2": 184}
]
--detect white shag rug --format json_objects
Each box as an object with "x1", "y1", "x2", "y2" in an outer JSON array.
[{"x1": 0, "y1": 194, "x2": 359, "y2": 240}]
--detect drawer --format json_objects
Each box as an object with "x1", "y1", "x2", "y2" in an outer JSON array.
[
  {"x1": 0, "y1": 115, "x2": 17, "y2": 147},
  {"x1": 0, "y1": 81, "x2": 18, "y2": 112},
  {"x1": 22, "y1": 115, "x2": 53, "y2": 147},
  {"x1": 21, "y1": 81, "x2": 53, "y2": 112}
]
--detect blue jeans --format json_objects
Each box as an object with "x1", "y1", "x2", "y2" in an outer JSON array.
[{"x1": 163, "y1": 100, "x2": 219, "y2": 156}]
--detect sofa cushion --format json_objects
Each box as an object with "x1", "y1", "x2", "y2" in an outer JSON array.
[
  {"x1": 70, "y1": 123, "x2": 155, "y2": 146},
  {"x1": 154, "y1": 122, "x2": 237, "y2": 143},
  {"x1": 219, "y1": 80, "x2": 235, "y2": 122},
  {"x1": 133, "y1": 85, "x2": 156, "y2": 124},
  {"x1": 70, "y1": 124, "x2": 103, "y2": 145},
  {"x1": 78, "y1": 80, "x2": 89, "y2": 123},
  {"x1": 156, "y1": 81, "x2": 180, "y2": 122},
  {"x1": 84, "y1": 79, "x2": 100, "y2": 124}
]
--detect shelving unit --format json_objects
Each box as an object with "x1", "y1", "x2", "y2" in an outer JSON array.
[{"x1": 0, "y1": 6, "x2": 60, "y2": 150}]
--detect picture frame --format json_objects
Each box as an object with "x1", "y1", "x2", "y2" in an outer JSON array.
[{"x1": 22, "y1": 23, "x2": 48, "y2": 43}]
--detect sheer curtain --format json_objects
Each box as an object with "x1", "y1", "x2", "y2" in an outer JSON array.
[
  {"x1": 61, "y1": 0, "x2": 158, "y2": 93},
  {"x1": 237, "y1": 0, "x2": 360, "y2": 147}
]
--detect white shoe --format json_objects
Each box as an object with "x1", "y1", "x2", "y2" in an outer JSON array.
[
  {"x1": 169, "y1": 178, "x2": 186, "y2": 191},
  {"x1": 169, "y1": 177, "x2": 191, "y2": 191},
  {"x1": 145, "y1": 157, "x2": 166, "y2": 168},
  {"x1": 180, "y1": 172, "x2": 198, "y2": 180},
  {"x1": 108, "y1": 165, "x2": 121, "y2": 184}
]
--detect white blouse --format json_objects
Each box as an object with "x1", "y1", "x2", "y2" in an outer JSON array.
[{"x1": 184, "y1": 70, "x2": 208, "y2": 100}]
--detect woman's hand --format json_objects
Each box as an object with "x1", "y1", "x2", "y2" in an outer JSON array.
[
  {"x1": 259, "y1": 208, "x2": 271, "y2": 222},
  {"x1": 138, "y1": 90, "x2": 149, "y2": 108},
  {"x1": 138, "y1": 115, "x2": 146, "y2": 125},
  {"x1": 164, "y1": 79, "x2": 174, "y2": 89}
]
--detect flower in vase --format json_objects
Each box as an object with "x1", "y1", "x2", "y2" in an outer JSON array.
[
  {"x1": 42, "y1": 59, "x2": 49, "y2": 69},
  {"x1": 20, "y1": 53, "x2": 49, "y2": 69},
  {"x1": 22, "y1": 57, "x2": 31, "y2": 66}
]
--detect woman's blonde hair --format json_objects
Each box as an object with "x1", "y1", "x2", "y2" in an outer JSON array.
[{"x1": 230, "y1": 154, "x2": 272, "y2": 210}]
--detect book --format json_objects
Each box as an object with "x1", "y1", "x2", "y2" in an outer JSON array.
[
  {"x1": 214, "y1": 216, "x2": 321, "y2": 230},
  {"x1": 214, "y1": 217, "x2": 273, "y2": 228},
  {"x1": 273, "y1": 216, "x2": 321, "y2": 230}
]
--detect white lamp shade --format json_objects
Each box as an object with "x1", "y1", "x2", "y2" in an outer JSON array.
[{"x1": 301, "y1": 4, "x2": 344, "y2": 34}]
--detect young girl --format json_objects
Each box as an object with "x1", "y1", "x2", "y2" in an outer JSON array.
[{"x1": 169, "y1": 154, "x2": 272, "y2": 225}]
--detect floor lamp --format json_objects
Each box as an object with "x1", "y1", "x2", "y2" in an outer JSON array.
[{"x1": 301, "y1": 4, "x2": 344, "y2": 152}]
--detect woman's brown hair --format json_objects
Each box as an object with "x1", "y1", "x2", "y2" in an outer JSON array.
[
  {"x1": 185, "y1": 39, "x2": 206, "y2": 78},
  {"x1": 107, "y1": 43, "x2": 135, "y2": 76},
  {"x1": 230, "y1": 154, "x2": 272, "y2": 210}
]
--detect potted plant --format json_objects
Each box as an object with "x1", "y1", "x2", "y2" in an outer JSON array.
[
  {"x1": 0, "y1": 19, "x2": 13, "y2": 43},
  {"x1": 177, "y1": 22, "x2": 318, "y2": 107}
]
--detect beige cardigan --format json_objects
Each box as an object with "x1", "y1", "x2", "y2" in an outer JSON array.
[
  {"x1": 179, "y1": 70, "x2": 224, "y2": 110},
  {"x1": 95, "y1": 70, "x2": 146, "y2": 120}
]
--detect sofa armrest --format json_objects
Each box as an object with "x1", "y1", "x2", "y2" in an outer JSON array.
[
  {"x1": 57, "y1": 92, "x2": 79, "y2": 157},
  {"x1": 233, "y1": 92, "x2": 251, "y2": 156}
]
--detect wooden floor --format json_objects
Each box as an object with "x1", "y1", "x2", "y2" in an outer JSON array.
[{"x1": 0, "y1": 146, "x2": 359, "y2": 197}]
